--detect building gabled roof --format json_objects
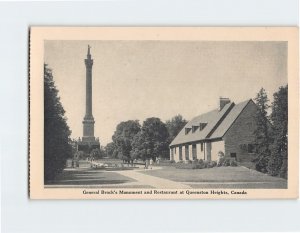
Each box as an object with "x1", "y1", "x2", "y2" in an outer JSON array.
[
  {"x1": 209, "y1": 99, "x2": 251, "y2": 139},
  {"x1": 169, "y1": 99, "x2": 252, "y2": 147}
]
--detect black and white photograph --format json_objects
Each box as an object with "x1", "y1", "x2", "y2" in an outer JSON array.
[{"x1": 29, "y1": 27, "x2": 298, "y2": 199}]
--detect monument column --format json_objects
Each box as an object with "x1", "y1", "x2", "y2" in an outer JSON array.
[
  {"x1": 83, "y1": 45, "x2": 95, "y2": 140},
  {"x1": 78, "y1": 45, "x2": 100, "y2": 154}
]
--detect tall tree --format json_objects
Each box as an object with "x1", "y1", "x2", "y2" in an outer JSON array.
[
  {"x1": 131, "y1": 131, "x2": 148, "y2": 160},
  {"x1": 44, "y1": 64, "x2": 72, "y2": 182},
  {"x1": 112, "y1": 120, "x2": 141, "y2": 162},
  {"x1": 268, "y1": 85, "x2": 288, "y2": 178},
  {"x1": 105, "y1": 142, "x2": 117, "y2": 158},
  {"x1": 253, "y1": 88, "x2": 272, "y2": 173},
  {"x1": 131, "y1": 117, "x2": 170, "y2": 160},
  {"x1": 166, "y1": 115, "x2": 188, "y2": 143}
]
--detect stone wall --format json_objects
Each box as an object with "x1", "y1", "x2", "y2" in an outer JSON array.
[
  {"x1": 223, "y1": 101, "x2": 257, "y2": 163},
  {"x1": 83, "y1": 118, "x2": 95, "y2": 137}
]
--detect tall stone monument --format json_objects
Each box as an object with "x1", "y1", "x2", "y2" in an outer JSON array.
[{"x1": 77, "y1": 45, "x2": 100, "y2": 154}]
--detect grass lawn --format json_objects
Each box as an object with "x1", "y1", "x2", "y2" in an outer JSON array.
[
  {"x1": 45, "y1": 168, "x2": 136, "y2": 186},
  {"x1": 188, "y1": 182, "x2": 287, "y2": 189},
  {"x1": 141, "y1": 166, "x2": 287, "y2": 188}
]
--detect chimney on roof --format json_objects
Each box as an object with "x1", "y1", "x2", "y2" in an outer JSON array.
[{"x1": 219, "y1": 97, "x2": 231, "y2": 111}]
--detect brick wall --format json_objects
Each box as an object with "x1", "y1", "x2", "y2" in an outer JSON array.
[{"x1": 223, "y1": 101, "x2": 257, "y2": 163}]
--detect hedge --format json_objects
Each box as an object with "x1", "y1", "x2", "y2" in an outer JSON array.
[{"x1": 175, "y1": 158, "x2": 237, "y2": 169}]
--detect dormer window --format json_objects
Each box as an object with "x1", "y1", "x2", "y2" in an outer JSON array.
[
  {"x1": 185, "y1": 127, "x2": 191, "y2": 135},
  {"x1": 192, "y1": 125, "x2": 199, "y2": 133},
  {"x1": 199, "y1": 123, "x2": 207, "y2": 131}
]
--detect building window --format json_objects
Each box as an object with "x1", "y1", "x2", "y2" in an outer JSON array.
[
  {"x1": 192, "y1": 126, "x2": 199, "y2": 133},
  {"x1": 192, "y1": 144, "x2": 197, "y2": 160},
  {"x1": 230, "y1": 153, "x2": 237, "y2": 159},
  {"x1": 200, "y1": 123, "x2": 207, "y2": 131},
  {"x1": 175, "y1": 147, "x2": 176, "y2": 153},
  {"x1": 247, "y1": 144, "x2": 255, "y2": 153},
  {"x1": 201, "y1": 143, "x2": 204, "y2": 152},
  {"x1": 185, "y1": 128, "x2": 191, "y2": 135},
  {"x1": 179, "y1": 146, "x2": 182, "y2": 160},
  {"x1": 171, "y1": 148, "x2": 174, "y2": 160}
]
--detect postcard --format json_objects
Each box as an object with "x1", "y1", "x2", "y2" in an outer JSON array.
[{"x1": 29, "y1": 27, "x2": 298, "y2": 199}]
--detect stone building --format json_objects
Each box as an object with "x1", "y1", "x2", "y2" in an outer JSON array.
[{"x1": 169, "y1": 98, "x2": 259, "y2": 164}]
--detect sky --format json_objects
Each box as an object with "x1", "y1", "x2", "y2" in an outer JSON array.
[{"x1": 44, "y1": 40, "x2": 287, "y2": 146}]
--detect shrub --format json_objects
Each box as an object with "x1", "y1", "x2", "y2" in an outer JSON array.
[
  {"x1": 197, "y1": 164, "x2": 204, "y2": 169},
  {"x1": 206, "y1": 161, "x2": 216, "y2": 168},
  {"x1": 206, "y1": 161, "x2": 213, "y2": 168},
  {"x1": 217, "y1": 157, "x2": 225, "y2": 167},
  {"x1": 202, "y1": 160, "x2": 209, "y2": 168},
  {"x1": 191, "y1": 160, "x2": 205, "y2": 169},
  {"x1": 211, "y1": 161, "x2": 217, "y2": 167},
  {"x1": 222, "y1": 159, "x2": 231, "y2": 166},
  {"x1": 175, "y1": 159, "x2": 235, "y2": 169},
  {"x1": 175, "y1": 162, "x2": 194, "y2": 169},
  {"x1": 170, "y1": 160, "x2": 175, "y2": 163},
  {"x1": 230, "y1": 160, "x2": 237, "y2": 167},
  {"x1": 192, "y1": 159, "x2": 199, "y2": 164},
  {"x1": 192, "y1": 163, "x2": 199, "y2": 169}
]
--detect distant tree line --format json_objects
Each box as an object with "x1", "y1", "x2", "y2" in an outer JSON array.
[
  {"x1": 253, "y1": 85, "x2": 288, "y2": 178},
  {"x1": 106, "y1": 115, "x2": 187, "y2": 162}
]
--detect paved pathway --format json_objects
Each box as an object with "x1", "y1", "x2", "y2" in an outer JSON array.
[{"x1": 114, "y1": 167, "x2": 191, "y2": 189}]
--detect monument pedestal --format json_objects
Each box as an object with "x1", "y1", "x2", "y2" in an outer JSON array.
[{"x1": 77, "y1": 137, "x2": 100, "y2": 154}]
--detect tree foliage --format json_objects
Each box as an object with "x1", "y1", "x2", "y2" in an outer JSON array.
[
  {"x1": 131, "y1": 118, "x2": 170, "y2": 160},
  {"x1": 267, "y1": 85, "x2": 288, "y2": 178},
  {"x1": 166, "y1": 115, "x2": 187, "y2": 143},
  {"x1": 131, "y1": 131, "x2": 149, "y2": 160},
  {"x1": 90, "y1": 147, "x2": 106, "y2": 159},
  {"x1": 112, "y1": 120, "x2": 141, "y2": 161},
  {"x1": 253, "y1": 88, "x2": 272, "y2": 173},
  {"x1": 105, "y1": 142, "x2": 117, "y2": 158},
  {"x1": 44, "y1": 64, "x2": 72, "y2": 182}
]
